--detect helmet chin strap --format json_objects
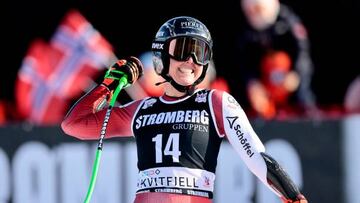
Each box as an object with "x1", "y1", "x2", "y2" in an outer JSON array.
[
  {"x1": 169, "y1": 78, "x2": 196, "y2": 95},
  {"x1": 155, "y1": 77, "x2": 195, "y2": 95}
]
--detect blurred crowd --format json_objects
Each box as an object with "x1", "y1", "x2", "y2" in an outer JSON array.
[{"x1": 0, "y1": 0, "x2": 359, "y2": 126}]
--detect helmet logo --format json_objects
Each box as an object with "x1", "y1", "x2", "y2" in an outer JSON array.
[
  {"x1": 152, "y1": 42, "x2": 164, "y2": 50},
  {"x1": 181, "y1": 21, "x2": 204, "y2": 30},
  {"x1": 156, "y1": 31, "x2": 165, "y2": 37}
]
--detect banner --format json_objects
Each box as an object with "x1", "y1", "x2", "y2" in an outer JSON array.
[{"x1": 0, "y1": 118, "x2": 347, "y2": 203}]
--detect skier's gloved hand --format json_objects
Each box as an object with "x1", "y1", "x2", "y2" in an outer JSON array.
[{"x1": 102, "y1": 56, "x2": 143, "y2": 90}]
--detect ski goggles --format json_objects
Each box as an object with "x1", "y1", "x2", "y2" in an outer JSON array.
[{"x1": 167, "y1": 37, "x2": 212, "y2": 66}]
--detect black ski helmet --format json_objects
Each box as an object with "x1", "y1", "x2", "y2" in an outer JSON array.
[{"x1": 151, "y1": 16, "x2": 213, "y2": 93}]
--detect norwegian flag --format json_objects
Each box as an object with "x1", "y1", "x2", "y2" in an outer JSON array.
[{"x1": 15, "y1": 9, "x2": 114, "y2": 124}]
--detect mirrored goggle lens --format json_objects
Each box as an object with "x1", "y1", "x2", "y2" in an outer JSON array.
[{"x1": 168, "y1": 37, "x2": 211, "y2": 65}]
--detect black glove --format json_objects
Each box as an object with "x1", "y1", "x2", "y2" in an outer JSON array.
[{"x1": 102, "y1": 56, "x2": 143, "y2": 90}]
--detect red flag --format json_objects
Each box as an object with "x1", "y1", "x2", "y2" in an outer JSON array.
[
  {"x1": 50, "y1": 9, "x2": 114, "y2": 98},
  {"x1": 15, "y1": 9, "x2": 114, "y2": 125},
  {"x1": 15, "y1": 39, "x2": 70, "y2": 124}
]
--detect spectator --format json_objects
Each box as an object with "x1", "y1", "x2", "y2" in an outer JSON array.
[{"x1": 233, "y1": 0, "x2": 318, "y2": 119}]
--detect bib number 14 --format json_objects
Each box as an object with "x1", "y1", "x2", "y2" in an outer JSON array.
[{"x1": 152, "y1": 133, "x2": 181, "y2": 163}]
